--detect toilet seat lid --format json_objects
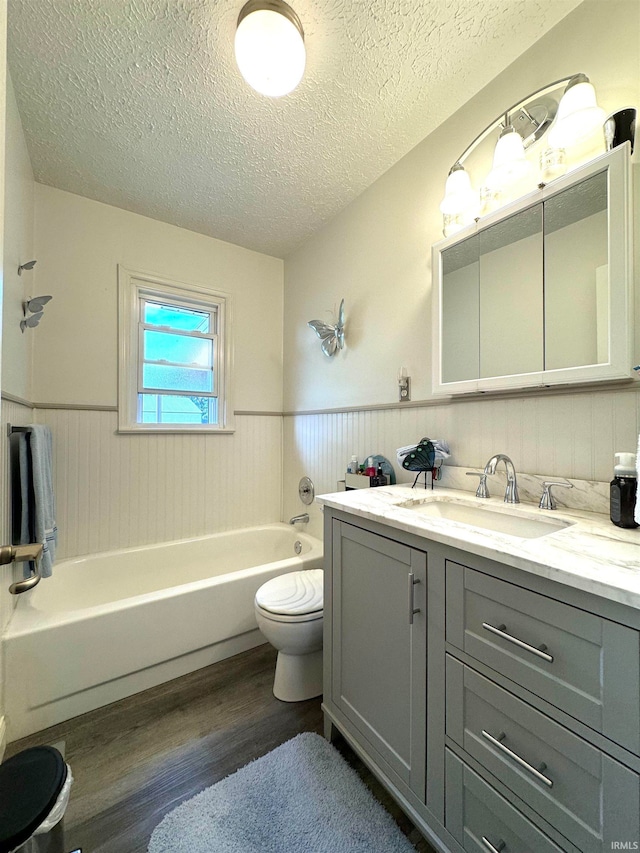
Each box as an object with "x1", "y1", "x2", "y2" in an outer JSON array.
[{"x1": 255, "y1": 569, "x2": 323, "y2": 616}]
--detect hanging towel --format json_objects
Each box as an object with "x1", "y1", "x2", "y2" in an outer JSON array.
[
  {"x1": 15, "y1": 425, "x2": 57, "y2": 578},
  {"x1": 635, "y1": 434, "x2": 640, "y2": 526}
]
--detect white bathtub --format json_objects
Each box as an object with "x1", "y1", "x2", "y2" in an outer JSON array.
[{"x1": 4, "y1": 524, "x2": 323, "y2": 740}]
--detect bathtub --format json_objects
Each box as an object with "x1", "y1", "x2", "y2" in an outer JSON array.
[{"x1": 4, "y1": 524, "x2": 323, "y2": 740}]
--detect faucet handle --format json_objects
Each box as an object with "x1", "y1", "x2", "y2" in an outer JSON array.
[
  {"x1": 466, "y1": 471, "x2": 490, "y2": 499},
  {"x1": 539, "y1": 481, "x2": 574, "y2": 510}
]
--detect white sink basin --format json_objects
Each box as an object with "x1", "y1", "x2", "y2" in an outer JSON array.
[{"x1": 398, "y1": 497, "x2": 573, "y2": 539}]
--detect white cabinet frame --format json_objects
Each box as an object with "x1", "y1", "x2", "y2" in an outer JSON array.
[{"x1": 431, "y1": 144, "x2": 633, "y2": 396}]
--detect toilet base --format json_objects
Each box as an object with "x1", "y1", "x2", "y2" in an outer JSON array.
[{"x1": 273, "y1": 649, "x2": 323, "y2": 702}]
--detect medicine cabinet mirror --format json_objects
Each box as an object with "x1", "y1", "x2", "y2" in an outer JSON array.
[{"x1": 432, "y1": 143, "x2": 633, "y2": 395}]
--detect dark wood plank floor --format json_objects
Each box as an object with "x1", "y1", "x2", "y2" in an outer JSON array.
[{"x1": 7, "y1": 644, "x2": 435, "y2": 853}]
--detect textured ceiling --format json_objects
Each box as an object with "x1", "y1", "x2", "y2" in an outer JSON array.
[{"x1": 8, "y1": 0, "x2": 582, "y2": 258}]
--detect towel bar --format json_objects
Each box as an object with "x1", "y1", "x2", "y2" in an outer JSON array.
[{"x1": 7, "y1": 423, "x2": 30, "y2": 437}]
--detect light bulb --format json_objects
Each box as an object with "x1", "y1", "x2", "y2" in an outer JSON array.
[{"x1": 235, "y1": 1, "x2": 306, "y2": 98}]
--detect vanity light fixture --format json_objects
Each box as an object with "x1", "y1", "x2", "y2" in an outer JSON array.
[
  {"x1": 439, "y1": 73, "x2": 609, "y2": 236},
  {"x1": 235, "y1": 0, "x2": 306, "y2": 97}
]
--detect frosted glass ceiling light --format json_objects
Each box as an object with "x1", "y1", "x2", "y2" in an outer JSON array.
[
  {"x1": 548, "y1": 74, "x2": 606, "y2": 148},
  {"x1": 235, "y1": 0, "x2": 306, "y2": 97}
]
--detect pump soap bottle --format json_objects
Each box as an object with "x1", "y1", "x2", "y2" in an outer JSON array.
[{"x1": 610, "y1": 452, "x2": 639, "y2": 529}]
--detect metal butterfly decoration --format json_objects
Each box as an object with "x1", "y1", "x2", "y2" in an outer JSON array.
[{"x1": 308, "y1": 299, "x2": 346, "y2": 358}]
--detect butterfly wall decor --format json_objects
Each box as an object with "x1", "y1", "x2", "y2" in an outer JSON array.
[{"x1": 308, "y1": 299, "x2": 345, "y2": 358}]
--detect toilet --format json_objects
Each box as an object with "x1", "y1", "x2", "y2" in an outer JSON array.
[{"x1": 254, "y1": 569, "x2": 323, "y2": 702}]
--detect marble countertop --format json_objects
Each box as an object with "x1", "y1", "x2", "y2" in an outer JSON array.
[{"x1": 317, "y1": 484, "x2": 640, "y2": 609}]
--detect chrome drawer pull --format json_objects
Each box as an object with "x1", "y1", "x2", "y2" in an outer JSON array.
[
  {"x1": 482, "y1": 730, "x2": 553, "y2": 788},
  {"x1": 481, "y1": 838, "x2": 505, "y2": 853},
  {"x1": 408, "y1": 572, "x2": 420, "y2": 625},
  {"x1": 482, "y1": 622, "x2": 554, "y2": 662}
]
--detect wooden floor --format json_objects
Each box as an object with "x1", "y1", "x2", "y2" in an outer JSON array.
[{"x1": 7, "y1": 644, "x2": 435, "y2": 853}]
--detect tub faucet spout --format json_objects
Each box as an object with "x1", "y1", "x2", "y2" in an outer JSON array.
[{"x1": 289, "y1": 513, "x2": 310, "y2": 525}]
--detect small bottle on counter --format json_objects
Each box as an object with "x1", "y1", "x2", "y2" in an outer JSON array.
[
  {"x1": 610, "y1": 452, "x2": 639, "y2": 529},
  {"x1": 374, "y1": 463, "x2": 387, "y2": 487},
  {"x1": 348, "y1": 455, "x2": 359, "y2": 474}
]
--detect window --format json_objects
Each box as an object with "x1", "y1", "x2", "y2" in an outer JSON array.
[{"x1": 118, "y1": 267, "x2": 233, "y2": 432}]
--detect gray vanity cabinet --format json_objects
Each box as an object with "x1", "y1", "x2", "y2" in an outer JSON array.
[
  {"x1": 446, "y1": 561, "x2": 640, "y2": 754},
  {"x1": 328, "y1": 519, "x2": 427, "y2": 799},
  {"x1": 322, "y1": 506, "x2": 640, "y2": 853}
]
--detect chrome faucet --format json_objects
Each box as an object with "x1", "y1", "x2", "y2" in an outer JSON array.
[
  {"x1": 289, "y1": 513, "x2": 309, "y2": 525},
  {"x1": 483, "y1": 454, "x2": 519, "y2": 503}
]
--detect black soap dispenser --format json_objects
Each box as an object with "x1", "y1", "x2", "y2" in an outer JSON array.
[{"x1": 610, "y1": 452, "x2": 639, "y2": 529}]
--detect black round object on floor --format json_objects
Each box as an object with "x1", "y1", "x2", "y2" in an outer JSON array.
[{"x1": 0, "y1": 745, "x2": 67, "y2": 853}]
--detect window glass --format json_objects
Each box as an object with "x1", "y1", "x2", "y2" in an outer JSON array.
[
  {"x1": 143, "y1": 330, "x2": 212, "y2": 367},
  {"x1": 140, "y1": 394, "x2": 217, "y2": 424},
  {"x1": 142, "y1": 364, "x2": 214, "y2": 393},
  {"x1": 143, "y1": 301, "x2": 211, "y2": 333}
]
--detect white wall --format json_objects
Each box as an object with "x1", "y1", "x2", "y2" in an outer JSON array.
[
  {"x1": 0, "y1": 2, "x2": 12, "y2": 752},
  {"x1": 282, "y1": 0, "x2": 640, "y2": 532},
  {"x1": 23, "y1": 187, "x2": 287, "y2": 558},
  {"x1": 283, "y1": 0, "x2": 640, "y2": 412},
  {"x1": 33, "y1": 185, "x2": 284, "y2": 411},
  {"x1": 2, "y1": 72, "x2": 34, "y2": 401}
]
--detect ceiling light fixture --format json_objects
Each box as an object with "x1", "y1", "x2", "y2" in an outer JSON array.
[{"x1": 235, "y1": 0, "x2": 306, "y2": 98}]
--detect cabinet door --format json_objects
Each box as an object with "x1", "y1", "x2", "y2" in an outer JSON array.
[{"x1": 332, "y1": 520, "x2": 426, "y2": 797}]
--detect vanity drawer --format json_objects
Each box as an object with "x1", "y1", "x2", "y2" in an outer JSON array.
[
  {"x1": 446, "y1": 561, "x2": 640, "y2": 753},
  {"x1": 446, "y1": 657, "x2": 640, "y2": 853},
  {"x1": 445, "y1": 749, "x2": 567, "y2": 853}
]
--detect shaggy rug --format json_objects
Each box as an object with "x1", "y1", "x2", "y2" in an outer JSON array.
[{"x1": 148, "y1": 732, "x2": 416, "y2": 852}]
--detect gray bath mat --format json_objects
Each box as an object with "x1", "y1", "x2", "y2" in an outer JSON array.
[{"x1": 148, "y1": 731, "x2": 416, "y2": 852}]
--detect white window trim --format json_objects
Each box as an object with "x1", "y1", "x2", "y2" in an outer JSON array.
[{"x1": 118, "y1": 265, "x2": 235, "y2": 433}]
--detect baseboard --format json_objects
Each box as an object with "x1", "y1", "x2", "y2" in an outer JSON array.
[{"x1": 0, "y1": 716, "x2": 6, "y2": 762}]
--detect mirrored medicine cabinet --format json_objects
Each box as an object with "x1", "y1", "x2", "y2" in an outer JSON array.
[{"x1": 431, "y1": 143, "x2": 633, "y2": 395}]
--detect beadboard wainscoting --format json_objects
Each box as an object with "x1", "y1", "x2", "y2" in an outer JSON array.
[
  {"x1": 283, "y1": 386, "x2": 640, "y2": 541},
  {"x1": 37, "y1": 409, "x2": 283, "y2": 560}
]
